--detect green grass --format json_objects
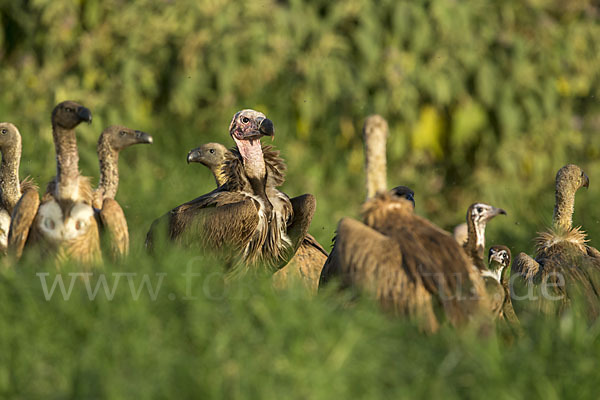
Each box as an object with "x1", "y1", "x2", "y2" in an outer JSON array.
[{"x1": 1, "y1": 243, "x2": 600, "y2": 399}]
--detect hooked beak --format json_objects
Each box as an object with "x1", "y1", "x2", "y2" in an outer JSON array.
[
  {"x1": 258, "y1": 117, "x2": 274, "y2": 138},
  {"x1": 187, "y1": 148, "x2": 202, "y2": 164},
  {"x1": 483, "y1": 206, "x2": 507, "y2": 222},
  {"x1": 77, "y1": 106, "x2": 92, "y2": 124},
  {"x1": 135, "y1": 130, "x2": 153, "y2": 144},
  {"x1": 583, "y1": 173, "x2": 590, "y2": 189}
]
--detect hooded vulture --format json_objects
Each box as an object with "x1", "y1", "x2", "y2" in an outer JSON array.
[
  {"x1": 146, "y1": 110, "x2": 316, "y2": 272},
  {"x1": 512, "y1": 164, "x2": 600, "y2": 319},
  {"x1": 187, "y1": 141, "x2": 328, "y2": 293},
  {"x1": 319, "y1": 115, "x2": 488, "y2": 332},
  {"x1": 462, "y1": 202, "x2": 506, "y2": 271},
  {"x1": 0, "y1": 123, "x2": 37, "y2": 254},
  {"x1": 94, "y1": 125, "x2": 153, "y2": 260},
  {"x1": 486, "y1": 245, "x2": 519, "y2": 325},
  {"x1": 8, "y1": 101, "x2": 100, "y2": 264}
]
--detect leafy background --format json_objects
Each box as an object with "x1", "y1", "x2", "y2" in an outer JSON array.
[{"x1": 1, "y1": 0, "x2": 600, "y2": 398}]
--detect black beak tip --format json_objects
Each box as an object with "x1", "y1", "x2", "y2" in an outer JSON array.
[
  {"x1": 78, "y1": 107, "x2": 92, "y2": 124},
  {"x1": 259, "y1": 118, "x2": 275, "y2": 137},
  {"x1": 499, "y1": 209, "x2": 507, "y2": 215},
  {"x1": 584, "y1": 175, "x2": 590, "y2": 189},
  {"x1": 136, "y1": 131, "x2": 153, "y2": 144}
]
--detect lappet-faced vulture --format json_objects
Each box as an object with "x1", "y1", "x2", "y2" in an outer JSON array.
[
  {"x1": 94, "y1": 125, "x2": 153, "y2": 260},
  {"x1": 512, "y1": 164, "x2": 600, "y2": 320},
  {"x1": 8, "y1": 101, "x2": 100, "y2": 264},
  {"x1": 0, "y1": 123, "x2": 37, "y2": 254},
  {"x1": 146, "y1": 110, "x2": 316, "y2": 272},
  {"x1": 187, "y1": 141, "x2": 328, "y2": 293}
]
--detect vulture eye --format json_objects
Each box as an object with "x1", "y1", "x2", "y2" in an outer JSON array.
[
  {"x1": 65, "y1": 107, "x2": 73, "y2": 113},
  {"x1": 209, "y1": 149, "x2": 215, "y2": 154},
  {"x1": 119, "y1": 131, "x2": 127, "y2": 136},
  {"x1": 242, "y1": 117, "x2": 250, "y2": 124},
  {"x1": 477, "y1": 207, "x2": 483, "y2": 213},
  {"x1": 0, "y1": 129, "x2": 6, "y2": 135}
]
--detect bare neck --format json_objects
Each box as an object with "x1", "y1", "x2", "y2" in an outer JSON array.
[
  {"x1": 53, "y1": 124, "x2": 80, "y2": 199},
  {"x1": 553, "y1": 190, "x2": 574, "y2": 232},
  {"x1": 464, "y1": 218, "x2": 486, "y2": 270},
  {"x1": 364, "y1": 117, "x2": 387, "y2": 199},
  {"x1": 0, "y1": 139, "x2": 22, "y2": 212},
  {"x1": 96, "y1": 136, "x2": 119, "y2": 200},
  {"x1": 235, "y1": 138, "x2": 266, "y2": 180}
]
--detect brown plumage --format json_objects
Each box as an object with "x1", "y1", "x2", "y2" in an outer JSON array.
[
  {"x1": 319, "y1": 115, "x2": 488, "y2": 331},
  {"x1": 320, "y1": 191, "x2": 488, "y2": 332},
  {"x1": 188, "y1": 142, "x2": 328, "y2": 293},
  {"x1": 93, "y1": 126, "x2": 153, "y2": 260},
  {"x1": 8, "y1": 101, "x2": 101, "y2": 264},
  {"x1": 0, "y1": 123, "x2": 38, "y2": 254},
  {"x1": 512, "y1": 164, "x2": 600, "y2": 319},
  {"x1": 486, "y1": 245, "x2": 519, "y2": 325},
  {"x1": 146, "y1": 110, "x2": 316, "y2": 273}
]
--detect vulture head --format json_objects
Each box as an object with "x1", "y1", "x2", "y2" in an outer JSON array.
[
  {"x1": 556, "y1": 164, "x2": 589, "y2": 198},
  {"x1": 187, "y1": 142, "x2": 229, "y2": 167},
  {"x1": 465, "y1": 203, "x2": 506, "y2": 252},
  {"x1": 390, "y1": 185, "x2": 415, "y2": 208},
  {"x1": 52, "y1": 101, "x2": 92, "y2": 129},
  {"x1": 229, "y1": 109, "x2": 274, "y2": 142},
  {"x1": 0, "y1": 122, "x2": 21, "y2": 151},
  {"x1": 100, "y1": 126, "x2": 153, "y2": 151},
  {"x1": 488, "y1": 245, "x2": 511, "y2": 282}
]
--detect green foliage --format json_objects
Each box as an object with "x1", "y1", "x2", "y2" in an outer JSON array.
[{"x1": 1, "y1": 0, "x2": 600, "y2": 397}]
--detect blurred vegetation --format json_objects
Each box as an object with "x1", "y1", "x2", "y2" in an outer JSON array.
[{"x1": 1, "y1": 0, "x2": 600, "y2": 397}]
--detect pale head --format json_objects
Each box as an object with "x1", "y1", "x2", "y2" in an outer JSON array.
[
  {"x1": 0, "y1": 122, "x2": 21, "y2": 150},
  {"x1": 556, "y1": 164, "x2": 589, "y2": 197},
  {"x1": 488, "y1": 245, "x2": 511, "y2": 271},
  {"x1": 229, "y1": 109, "x2": 274, "y2": 142},
  {"x1": 187, "y1": 142, "x2": 229, "y2": 167},
  {"x1": 100, "y1": 125, "x2": 153, "y2": 151}
]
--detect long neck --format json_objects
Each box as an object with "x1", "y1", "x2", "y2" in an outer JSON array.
[
  {"x1": 212, "y1": 163, "x2": 227, "y2": 187},
  {"x1": 0, "y1": 139, "x2": 22, "y2": 213},
  {"x1": 97, "y1": 137, "x2": 119, "y2": 200},
  {"x1": 235, "y1": 138, "x2": 272, "y2": 212},
  {"x1": 464, "y1": 217, "x2": 486, "y2": 270},
  {"x1": 364, "y1": 116, "x2": 387, "y2": 199},
  {"x1": 553, "y1": 189, "x2": 574, "y2": 232},
  {"x1": 53, "y1": 123, "x2": 80, "y2": 199}
]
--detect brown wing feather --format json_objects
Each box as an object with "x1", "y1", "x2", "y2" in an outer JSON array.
[
  {"x1": 8, "y1": 188, "x2": 40, "y2": 259},
  {"x1": 320, "y1": 217, "x2": 440, "y2": 332},
  {"x1": 20, "y1": 176, "x2": 39, "y2": 193},
  {"x1": 98, "y1": 198, "x2": 129, "y2": 260}
]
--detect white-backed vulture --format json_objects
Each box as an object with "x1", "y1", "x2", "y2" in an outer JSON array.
[
  {"x1": 319, "y1": 115, "x2": 488, "y2": 332},
  {"x1": 512, "y1": 164, "x2": 600, "y2": 319},
  {"x1": 187, "y1": 142, "x2": 328, "y2": 293},
  {"x1": 0, "y1": 123, "x2": 37, "y2": 253},
  {"x1": 145, "y1": 110, "x2": 316, "y2": 273},
  {"x1": 94, "y1": 126, "x2": 153, "y2": 260},
  {"x1": 8, "y1": 101, "x2": 100, "y2": 264}
]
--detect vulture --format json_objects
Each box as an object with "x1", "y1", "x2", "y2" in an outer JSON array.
[
  {"x1": 146, "y1": 109, "x2": 316, "y2": 273},
  {"x1": 0, "y1": 123, "x2": 37, "y2": 253},
  {"x1": 486, "y1": 245, "x2": 519, "y2": 324},
  {"x1": 453, "y1": 223, "x2": 468, "y2": 246},
  {"x1": 512, "y1": 164, "x2": 600, "y2": 319},
  {"x1": 462, "y1": 202, "x2": 506, "y2": 271},
  {"x1": 187, "y1": 141, "x2": 328, "y2": 293},
  {"x1": 94, "y1": 126, "x2": 153, "y2": 259},
  {"x1": 319, "y1": 115, "x2": 488, "y2": 332},
  {"x1": 8, "y1": 101, "x2": 100, "y2": 264}
]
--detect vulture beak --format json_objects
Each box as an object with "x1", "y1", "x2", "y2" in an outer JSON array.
[
  {"x1": 583, "y1": 173, "x2": 590, "y2": 189},
  {"x1": 483, "y1": 206, "x2": 507, "y2": 222},
  {"x1": 488, "y1": 251, "x2": 506, "y2": 268},
  {"x1": 135, "y1": 130, "x2": 153, "y2": 144},
  {"x1": 258, "y1": 118, "x2": 275, "y2": 138},
  {"x1": 187, "y1": 148, "x2": 201, "y2": 164},
  {"x1": 77, "y1": 106, "x2": 93, "y2": 124}
]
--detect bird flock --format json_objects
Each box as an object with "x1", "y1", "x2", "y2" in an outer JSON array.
[{"x1": 3, "y1": 102, "x2": 600, "y2": 333}]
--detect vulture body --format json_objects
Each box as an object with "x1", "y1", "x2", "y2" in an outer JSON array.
[
  {"x1": 146, "y1": 110, "x2": 315, "y2": 272},
  {"x1": 188, "y1": 142, "x2": 328, "y2": 293},
  {"x1": 319, "y1": 115, "x2": 487, "y2": 332},
  {"x1": 94, "y1": 126, "x2": 153, "y2": 260},
  {"x1": 0, "y1": 123, "x2": 37, "y2": 253},
  {"x1": 8, "y1": 101, "x2": 100, "y2": 264},
  {"x1": 512, "y1": 164, "x2": 600, "y2": 319},
  {"x1": 486, "y1": 245, "x2": 519, "y2": 325}
]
